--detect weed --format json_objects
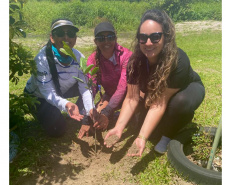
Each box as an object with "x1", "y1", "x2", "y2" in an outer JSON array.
[{"x1": 192, "y1": 131, "x2": 214, "y2": 161}]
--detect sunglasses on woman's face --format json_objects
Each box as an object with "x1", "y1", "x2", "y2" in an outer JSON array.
[
  {"x1": 53, "y1": 29, "x2": 76, "y2": 38},
  {"x1": 138, "y1": 32, "x2": 163, "y2": 44},
  {"x1": 95, "y1": 34, "x2": 116, "y2": 42}
]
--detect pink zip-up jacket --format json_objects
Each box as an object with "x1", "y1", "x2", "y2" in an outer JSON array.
[{"x1": 87, "y1": 43, "x2": 132, "y2": 112}]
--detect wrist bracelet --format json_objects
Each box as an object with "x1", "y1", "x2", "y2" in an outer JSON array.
[{"x1": 137, "y1": 135, "x2": 147, "y2": 141}]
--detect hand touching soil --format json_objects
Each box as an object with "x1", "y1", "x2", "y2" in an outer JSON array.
[
  {"x1": 127, "y1": 138, "x2": 146, "y2": 157},
  {"x1": 104, "y1": 135, "x2": 119, "y2": 147},
  {"x1": 127, "y1": 143, "x2": 139, "y2": 155}
]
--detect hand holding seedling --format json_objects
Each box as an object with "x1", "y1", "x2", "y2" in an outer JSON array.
[
  {"x1": 90, "y1": 109, "x2": 109, "y2": 130},
  {"x1": 96, "y1": 99, "x2": 109, "y2": 113},
  {"x1": 60, "y1": 41, "x2": 100, "y2": 153},
  {"x1": 66, "y1": 102, "x2": 84, "y2": 121},
  {"x1": 78, "y1": 124, "x2": 95, "y2": 139},
  {"x1": 93, "y1": 114, "x2": 109, "y2": 130}
]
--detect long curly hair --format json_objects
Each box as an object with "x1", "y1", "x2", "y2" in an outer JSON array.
[{"x1": 128, "y1": 9, "x2": 178, "y2": 107}]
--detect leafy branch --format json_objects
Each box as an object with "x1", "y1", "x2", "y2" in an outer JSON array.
[
  {"x1": 9, "y1": 0, "x2": 38, "y2": 130},
  {"x1": 60, "y1": 41, "x2": 100, "y2": 154}
]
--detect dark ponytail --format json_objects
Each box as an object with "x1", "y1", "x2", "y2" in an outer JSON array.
[
  {"x1": 95, "y1": 47, "x2": 101, "y2": 86},
  {"x1": 45, "y1": 40, "x2": 63, "y2": 97},
  {"x1": 45, "y1": 18, "x2": 76, "y2": 97}
]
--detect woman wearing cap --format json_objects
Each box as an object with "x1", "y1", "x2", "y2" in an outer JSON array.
[
  {"x1": 78, "y1": 22, "x2": 132, "y2": 139},
  {"x1": 24, "y1": 19, "x2": 94, "y2": 137},
  {"x1": 104, "y1": 9, "x2": 205, "y2": 156}
]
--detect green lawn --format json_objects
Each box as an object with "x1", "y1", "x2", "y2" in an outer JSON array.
[{"x1": 176, "y1": 30, "x2": 222, "y2": 127}]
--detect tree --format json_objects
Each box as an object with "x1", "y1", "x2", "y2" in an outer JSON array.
[{"x1": 9, "y1": 0, "x2": 38, "y2": 130}]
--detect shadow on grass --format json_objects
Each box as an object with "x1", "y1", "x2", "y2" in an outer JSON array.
[
  {"x1": 106, "y1": 123, "x2": 163, "y2": 174},
  {"x1": 130, "y1": 149, "x2": 161, "y2": 175},
  {"x1": 130, "y1": 122, "x2": 200, "y2": 176},
  {"x1": 108, "y1": 125, "x2": 138, "y2": 164},
  {"x1": 106, "y1": 121, "x2": 200, "y2": 174}
]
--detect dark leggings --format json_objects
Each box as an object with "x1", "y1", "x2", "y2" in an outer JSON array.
[
  {"x1": 139, "y1": 81, "x2": 205, "y2": 139},
  {"x1": 25, "y1": 83, "x2": 84, "y2": 137}
]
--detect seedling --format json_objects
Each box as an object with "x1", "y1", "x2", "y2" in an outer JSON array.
[{"x1": 60, "y1": 41, "x2": 99, "y2": 154}]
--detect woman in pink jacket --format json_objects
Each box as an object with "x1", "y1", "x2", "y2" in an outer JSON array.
[{"x1": 78, "y1": 22, "x2": 132, "y2": 138}]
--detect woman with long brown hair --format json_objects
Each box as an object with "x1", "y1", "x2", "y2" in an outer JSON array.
[{"x1": 104, "y1": 9, "x2": 205, "y2": 156}]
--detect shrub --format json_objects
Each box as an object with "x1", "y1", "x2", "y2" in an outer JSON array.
[
  {"x1": 10, "y1": 0, "x2": 39, "y2": 129},
  {"x1": 22, "y1": 0, "x2": 222, "y2": 35},
  {"x1": 189, "y1": 2, "x2": 222, "y2": 21}
]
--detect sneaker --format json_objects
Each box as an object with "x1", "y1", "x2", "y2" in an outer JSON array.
[{"x1": 154, "y1": 136, "x2": 171, "y2": 154}]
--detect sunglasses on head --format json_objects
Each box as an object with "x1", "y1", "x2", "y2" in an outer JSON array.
[
  {"x1": 52, "y1": 29, "x2": 76, "y2": 38},
  {"x1": 138, "y1": 32, "x2": 163, "y2": 44},
  {"x1": 95, "y1": 34, "x2": 116, "y2": 42}
]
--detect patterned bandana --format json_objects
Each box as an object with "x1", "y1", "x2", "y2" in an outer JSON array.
[{"x1": 52, "y1": 44, "x2": 73, "y2": 64}]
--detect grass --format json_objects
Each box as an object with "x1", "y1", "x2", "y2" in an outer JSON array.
[
  {"x1": 176, "y1": 30, "x2": 222, "y2": 126},
  {"x1": 9, "y1": 23, "x2": 221, "y2": 184}
]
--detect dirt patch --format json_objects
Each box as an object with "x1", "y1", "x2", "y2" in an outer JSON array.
[
  {"x1": 175, "y1": 20, "x2": 221, "y2": 33},
  {"x1": 104, "y1": 135, "x2": 119, "y2": 147},
  {"x1": 12, "y1": 119, "x2": 140, "y2": 185},
  {"x1": 76, "y1": 36, "x2": 95, "y2": 48},
  {"x1": 11, "y1": 117, "x2": 196, "y2": 185}
]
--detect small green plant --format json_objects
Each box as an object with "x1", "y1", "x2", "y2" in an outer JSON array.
[{"x1": 60, "y1": 41, "x2": 99, "y2": 153}]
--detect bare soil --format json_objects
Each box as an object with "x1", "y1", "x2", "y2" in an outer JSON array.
[
  {"x1": 11, "y1": 21, "x2": 221, "y2": 185},
  {"x1": 13, "y1": 116, "x2": 198, "y2": 185}
]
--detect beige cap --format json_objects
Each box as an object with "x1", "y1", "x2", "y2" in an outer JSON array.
[{"x1": 51, "y1": 20, "x2": 79, "y2": 32}]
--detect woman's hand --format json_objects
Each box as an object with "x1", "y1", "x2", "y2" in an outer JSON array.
[
  {"x1": 90, "y1": 109, "x2": 109, "y2": 130},
  {"x1": 93, "y1": 114, "x2": 109, "y2": 130},
  {"x1": 127, "y1": 137, "x2": 146, "y2": 157},
  {"x1": 89, "y1": 108, "x2": 100, "y2": 122},
  {"x1": 104, "y1": 127, "x2": 122, "y2": 148},
  {"x1": 66, "y1": 102, "x2": 84, "y2": 121},
  {"x1": 96, "y1": 100, "x2": 109, "y2": 113},
  {"x1": 78, "y1": 125, "x2": 94, "y2": 139}
]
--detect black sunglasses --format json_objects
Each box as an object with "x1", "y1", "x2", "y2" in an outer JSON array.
[
  {"x1": 95, "y1": 34, "x2": 116, "y2": 42},
  {"x1": 138, "y1": 32, "x2": 163, "y2": 44},
  {"x1": 52, "y1": 29, "x2": 76, "y2": 38}
]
